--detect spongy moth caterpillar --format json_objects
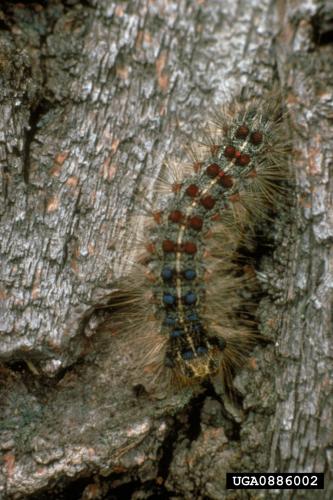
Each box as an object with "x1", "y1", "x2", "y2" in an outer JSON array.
[{"x1": 105, "y1": 89, "x2": 289, "y2": 395}]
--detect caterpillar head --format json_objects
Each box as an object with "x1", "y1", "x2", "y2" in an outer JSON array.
[
  {"x1": 179, "y1": 351, "x2": 220, "y2": 380},
  {"x1": 165, "y1": 336, "x2": 226, "y2": 383}
]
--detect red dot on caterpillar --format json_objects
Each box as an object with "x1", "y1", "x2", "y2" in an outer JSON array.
[
  {"x1": 186, "y1": 184, "x2": 199, "y2": 197},
  {"x1": 162, "y1": 239, "x2": 175, "y2": 252},
  {"x1": 247, "y1": 169, "x2": 257, "y2": 178},
  {"x1": 206, "y1": 163, "x2": 220, "y2": 178},
  {"x1": 182, "y1": 241, "x2": 197, "y2": 254},
  {"x1": 236, "y1": 154, "x2": 251, "y2": 166},
  {"x1": 200, "y1": 195, "x2": 216, "y2": 209},
  {"x1": 188, "y1": 215, "x2": 203, "y2": 230},
  {"x1": 235, "y1": 125, "x2": 249, "y2": 139},
  {"x1": 218, "y1": 171, "x2": 234, "y2": 188},
  {"x1": 224, "y1": 145, "x2": 236, "y2": 159},
  {"x1": 169, "y1": 210, "x2": 183, "y2": 223},
  {"x1": 250, "y1": 131, "x2": 263, "y2": 145}
]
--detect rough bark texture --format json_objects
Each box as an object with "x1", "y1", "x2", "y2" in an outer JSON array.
[{"x1": 0, "y1": 0, "x2": 332, "y2": 499}]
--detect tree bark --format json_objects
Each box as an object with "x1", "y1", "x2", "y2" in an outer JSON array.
[{"x1": 0, "y1": 0, "x2": 332, "y2": 498}]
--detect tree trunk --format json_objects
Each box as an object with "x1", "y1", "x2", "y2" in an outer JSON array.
[{"x1": 0, "y1": 0, "x2": 332, "y2": 498}]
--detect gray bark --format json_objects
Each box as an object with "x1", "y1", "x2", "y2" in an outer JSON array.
[{"x1": 0, "y1": 0, "x2": 332, "y2": 498}]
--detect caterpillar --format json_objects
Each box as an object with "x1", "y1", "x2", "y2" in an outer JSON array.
[{"x1": 103, "y1": 89, "x2": 289, "y2": 395}]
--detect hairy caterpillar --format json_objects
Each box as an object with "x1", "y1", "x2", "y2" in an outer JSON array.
[{"x1": 104, "y1": 89, "x2": 289, "y2": 394}]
